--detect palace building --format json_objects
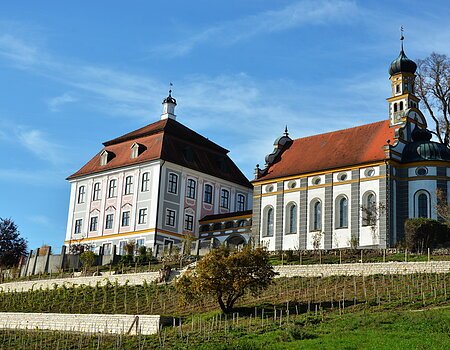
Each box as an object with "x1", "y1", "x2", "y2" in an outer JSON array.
[
  {"x1": 65, "y1": 92, "x2": 253, "y2": 254},
  {"x1": 251, "y1": 41, "x2": 450, "y2": 250}
]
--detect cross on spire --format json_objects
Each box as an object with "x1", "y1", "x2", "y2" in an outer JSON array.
[{"x1": 169, "y1": 82, "x2": 173, "y2": 96}]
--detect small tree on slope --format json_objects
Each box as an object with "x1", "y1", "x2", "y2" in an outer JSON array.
[
  {"x1": 176, "y1": 245, "x2": 277, "y2": 314},
  {"x1": 0, "y1": 218, "x2": 27, "y2": 268}
]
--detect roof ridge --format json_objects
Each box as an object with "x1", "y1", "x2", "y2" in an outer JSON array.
[{"x1": 292, "y1": 119, "x2": 388, "y2": 142}]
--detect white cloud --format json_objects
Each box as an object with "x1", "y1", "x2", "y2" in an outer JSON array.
[
  {"x1": 29, "y1": 215, "x2": 51, "y2": 226},
  {"x1": 152, "y1": 0, "x2": 359, "y2": 56},
  {"x1": 47, "y1": 92, "x2": 77, "y2": 112},
  {"x1": 16, "y1": 129, "x2": 64, "y2": 165}
]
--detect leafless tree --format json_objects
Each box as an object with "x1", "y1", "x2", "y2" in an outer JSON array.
[
  {"x1": 436, "y1": 189, "x2": 450, "y2": 226},
  {"x1": 416, "y1": 53, "x2": 450, "y2": 146}
]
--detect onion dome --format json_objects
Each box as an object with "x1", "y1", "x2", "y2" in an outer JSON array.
[
  {"x1": 401, "y1": 127, "x2": 450, "y2": 162},
  {"x1": 389, "y1": 49, "x2": 417, "y2": 76},
  {"x1": 162, "y1": 89, "x2": 177, "y2": 105}
]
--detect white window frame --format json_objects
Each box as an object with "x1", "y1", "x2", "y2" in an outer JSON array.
[
  {"x1": 124, "y1": 176, "x2": 133, "y2": 195},
  {"x1": 138, "y1": 208, "x2": 148, "y2": 224},
  {"x1": 77, "y1": 186, "x2": 86, "y2": 204},
  {"x1": 165, "y1": 209, "x2": 176, "y2": 227},
  {"x1": 167, "y1": 173, "x2": 178, "y2": 194},
  {"x1": 105, "y1": 213, "x2": 114, "y2": 229},
  {"x1": 141, "y1": 172, "x2": 150, "y2": 192}
]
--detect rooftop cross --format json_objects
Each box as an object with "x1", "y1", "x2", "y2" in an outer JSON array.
[{"x1": 400, "y1": 26, "x2": 404, "y2": 50}]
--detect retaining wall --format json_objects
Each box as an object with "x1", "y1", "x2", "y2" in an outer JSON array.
[
  {"x1": 0, "y1": 271, "x2": 160, "y2": 293},
  {"x1": 0, "y1": 312, "x2": 162, "y2": 335},
  {"x1": 274, "y1": 261, "x2": 450, "y2": 277}
]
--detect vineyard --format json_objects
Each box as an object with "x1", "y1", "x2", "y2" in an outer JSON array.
[{"x1": 0, "y1": 272, "x2": 449, "y2": 349}]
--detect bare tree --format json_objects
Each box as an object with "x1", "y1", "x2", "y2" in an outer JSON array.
[
  {"x1": 416, "y1": 53, "x2": 450, "y2": 146},
  {"x1": 436, "y1": 189, "x2": 450, "y2": 226}
]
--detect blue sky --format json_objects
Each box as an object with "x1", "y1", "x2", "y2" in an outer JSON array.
[{"x1": 0, "y1": 0, "x2": 449, "y2": 250}]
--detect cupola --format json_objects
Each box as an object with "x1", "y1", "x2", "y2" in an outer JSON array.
[{"x1": 161, "y1": 88, "x2": 177, "y2": 120}]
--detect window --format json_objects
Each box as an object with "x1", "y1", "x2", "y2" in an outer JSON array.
[
  {"x1": 238, "y1": 220, "x2": 247, "y2": 227},
  {"x1": 312, "y1": 177, "x2": 321, "y2": 185},
  {"x1": 74, "y1": 219, "x2": 82, "y2": 234},
  {"x1": 286, "y1": 203, "x2": 297, "y2": 234},
  {"x1": 362, "y1": 192, "x2": 376, "y2": 226},
  {"x1": 77, "y1": 186, "x2": 85, "y2": 204},
  {"x1": 394, "y1": 103, "x2": 398, "y2": 112},
  {"x1": 121, "y1": 211, "x2": 130, "y2": 226},
  {"x1": 416, "y1": 167, "x2": 428, "y2": 176},
  {"x1": 105, "y1": 214, "x2": 114, "y2": 229},
  {"x1": 396, "y1": 84, "x2": 400, "y2": 93},
  {"x1": 418, "y1": 193, "x2": 428, "y2": 218},
  {"x1": 221, "y1": 189, "x2": 230, "y2": 208},
  {"x1": 89, "y1": 217, "x2": 98, "y2": 232},
  {"x1": 266, "y1": 185, "x2": 274, "y2": 193},
  {"x1": 365, "y1": 168, "x2": 375, "y2": 177},
  {"x1": 186, "y1": 179, "x2": 196, "y2": 199},
  {"x1": 263, "y1": 206, "x2": 274, "y2": 236},
  {"x1": 399, "y1": 101, "x2": 404, "y2": 110},
  {"x1": 108, "y1": 179, "x2": 117, "y2": 198},
  {"x1": 237, "y1": 194, "x2": 246, "y2": 211},
  {"x1": 204, "y1": 184, "x2": 213, "y2": 204},
  {"x1": 136, "y1": 239, "x2": 145, "y2": 249},
  {"x1": 185, "y1": 213, "x2": 194, "y2": 231},
  {"x1": 92, "y1": 182, "x2": 101, "y2": 201},
  {"x1": 166, "y1": 209, "x2": 176, "y2": 227},
  {"x1": 124, "y1": 176, "x2": 133, "y2": 195},
  {"x1": 103, "y1": 243, "x2": 111, "y2": 255},
  {"x1": 168, "y1": 173, "x2": 178, "y2": 194},
  {"x1": 338, "y1": 173, "x2": 347, "y2": 181},
  {"x1": 118, "y1": 241, "x2": 126, "y2": 255},
  {"x1": 337, "y1": 196, "x2": 348, "y2": 228},
  {"x1": 138, "y1": 208, "x2": 148, "y2": 224},
  {"x1": 312, "y1": 200, "x2": 322, "y2": 231},
  {"x1": 416, "y1": 191, "x2": 430, "y2": 218},
  {"x1": 141, "y1": 172, "x2": 150, "y2": 192}
]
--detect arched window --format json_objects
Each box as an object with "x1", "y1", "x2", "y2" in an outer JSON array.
[
  {"x1": 399, "y1": 101, "x2": 404, "y2": 110},
  {"x1": 262, "y1": 206, "x2": 274, "y2": 237},
  {"x1": 311, "y1": 200, "x2": 322, "y2": 231},
  {"x1": 336, "y1": 196, "x2": 348, "y2": 228},
  {"x1": 394, "y1": 103, "x2": 398, "y2": 112},
  {"x1": 415, "y1": 191, "x2": 430, "y2": 218},
  {"x1": 285, "y1": 203, "x2": 297, "y2": 234},
  {"x1": 362, "y1": 192, "x2": 376, "y2": 226}
]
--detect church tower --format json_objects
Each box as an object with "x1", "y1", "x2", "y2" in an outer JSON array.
[{"x1": 387, "y1": 32, "x2": 420, "y2": 126}]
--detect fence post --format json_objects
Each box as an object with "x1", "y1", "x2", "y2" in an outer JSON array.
[
  {"x1": 427, "y1": 248, "x2": 430, "y2": 262},
  {"x1": 404, "y1": 249, "x2": 407, "y2": 262}
]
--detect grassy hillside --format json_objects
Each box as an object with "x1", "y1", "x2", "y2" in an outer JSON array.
[{"x1": 0, "y1": 273, "x2": 449, "y2": 349}]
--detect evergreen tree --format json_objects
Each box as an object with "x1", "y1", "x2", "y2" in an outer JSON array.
[{"x1": 0, "y1": 218, "x2": 28, "y2": 267}]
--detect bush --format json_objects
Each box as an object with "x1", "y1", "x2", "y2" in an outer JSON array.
[
  {"x1": 404, "y1": 218, "x2": 450, "y2": 252},
  {"x1": 79, "y1": 251, "x2": 96, "y2": 270}
]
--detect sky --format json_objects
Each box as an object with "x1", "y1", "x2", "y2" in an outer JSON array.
[{"x1": 0, "y1": 0, "x2": 449, "y2": 250}]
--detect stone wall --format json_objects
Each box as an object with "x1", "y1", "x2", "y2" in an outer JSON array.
[
  {"x1": 0, "y1": 312, "x2": 163, "y2": 335},
  {"x1": 274, "y1": 261, "x2": 450, "y2": 278},
  {"x1": 0, "y1": 271, "x2": 160, "y2": 293}
]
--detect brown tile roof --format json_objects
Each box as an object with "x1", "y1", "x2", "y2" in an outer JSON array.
[
  {"x1": 68, "y1": 118, "x2": 252, "y2": 188},
  {"x1": 255, "y1": 120, "x2": 395, "y2": 182}
]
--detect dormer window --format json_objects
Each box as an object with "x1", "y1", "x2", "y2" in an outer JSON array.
[
  {"x1": 131, "y1": 143, "x2": 145, "y2": 159},
  {"x1": 100, "y1": 150, "x2": 115, "y2": 166}
]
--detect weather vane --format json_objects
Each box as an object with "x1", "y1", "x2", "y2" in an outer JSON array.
[
  {"x1": 400, "y1": 26, "x2": 404, "y2": 41},
  {"x1": 169, "y1": 82, "x2": 173, "y2": 96}
]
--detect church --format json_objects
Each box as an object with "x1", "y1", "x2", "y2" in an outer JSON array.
[{"x1": 252, "y1": 41, "x2": 450, "y2": 250}]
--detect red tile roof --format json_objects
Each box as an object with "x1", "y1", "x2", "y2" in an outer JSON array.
[
  {"x1": 255, "y1": 120, "x2": 395, "y2": 182},
  {"x1": 68, "y1": 118, "x2": 252, "y2": 188}
]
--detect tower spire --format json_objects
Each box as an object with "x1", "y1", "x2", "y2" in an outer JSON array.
[{"x1": 400, "y1": 25, "x2": 404, "y2": 51}]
